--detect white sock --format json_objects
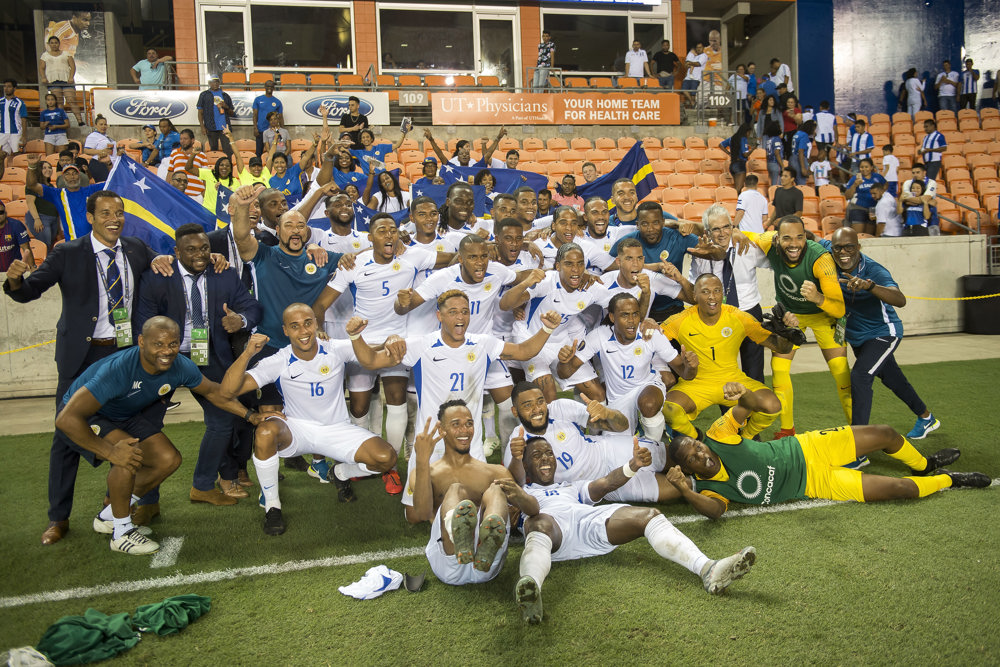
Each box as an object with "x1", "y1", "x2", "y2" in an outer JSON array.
[
  {"x1": 369, "y1": 393, "x2": 384, "y2": 435},
  {"x1": 101, "y1": 494, "x2": 142, "y2": 521},
  {"x1": 336, "y1": 461, "x2": 376, "y2": 479},
  {"x1": 384, "y1": 403, "x2": 408, "y2": 454},
  {"x1": 111, "y1": 516, "x2": 134, "y2": 540},
  {"x1": 482, "y1": 395, "x2": 497, "y2": 440},
  {"x1": 497, "y1": 398, "x2": 517, "y2": 445},
  {"x1": 644, "y1": 514, "x2": 709, "y2": 576},
  {"x1": 442, "y1": 508, "x2": 456, "y2": 542},
  {"x1": 640, "y1": 412, "x2": 666, "y2": 442},
  {"x1": 253, "y1": 454, "x2": 281, "y2": 510},
  {"x1": 349, "y1": 407, "x2": 369, "y2": 429},
  {"x1": 520, "y1": 532, "x2": 553, "y2": 589}
]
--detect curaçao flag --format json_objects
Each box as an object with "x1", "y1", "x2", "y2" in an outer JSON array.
[
  {"x1": 215, "y1": 184, "x2": 233, "y2": 228},
  {"x1": 349, "y1": 199, "x2": 411, "y2": 233},
  {"x1": 99, "y1": 154, "x2": 217, "y2": 254},
  {"x1": 575, "y1": 141, "x2": 656, "y2": 208},
  {"x1": 440, "y1": 163, "x2": 549, "y2": 195},
  {"x1": 410, "y1": 182, "x2": 491, "y2": 218}
]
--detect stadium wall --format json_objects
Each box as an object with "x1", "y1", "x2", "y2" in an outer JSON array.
[{"x1": 0, "y1": 235, "x2": 988, "y2": 399}]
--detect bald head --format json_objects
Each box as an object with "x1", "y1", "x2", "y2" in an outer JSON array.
[
  {"x1": 282, "y1": 302, "x2": 314, "y2": 324},
  {"x1": 141, "y1": 315, "x2": 180, "y2": 338},
  {"x1": 831, "y1": 227, "x2": 858, "y2": 246}
]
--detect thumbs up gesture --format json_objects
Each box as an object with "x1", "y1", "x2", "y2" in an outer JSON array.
[
  {"x1": 221, "y1": 302, "x2": 244, "y2": 333},
  {"x1": 510, "y1": 426, "x2": 527, "y2": 461}
]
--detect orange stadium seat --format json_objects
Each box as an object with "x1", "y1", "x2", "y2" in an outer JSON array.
[
  {"x1": 891, "y1": 112, "x2": 911, "y2": 124},
  {"x1": 871, "y1": 113, "x2": 891, "y2": 125},
  {"x1": 820, "y1": 199, "x2": 845, "y2": 217},
  {"x1": 338, "y1": 74, "x2": 366, "y2": 89},
  {"x1": 821, "y1": 215, "x2": 842, "y2": 236},
  {"x1": 248, "y1": 72, "x2": 274, "y2": 87},
  {"x1": 585, "y1": 149, "x2": 609, "y2": 162},
  {"x1": 519, "y1": 137, "x2": 542, "y2": 151},
  {"x1": 478, "y1": 76, "x2": 500, "y2": 88},
  {"x1": 959, "y1": 109, "x2": 980, "y2": 122},
  {"x1": 667, "y1": 173, "x2": 693, "y2": 188},
  {"x1": 5, "y1": 199, "x2": 28, "y2": 219},
  {"x1": 534, "y1": 149, "x2": 559, "y2": 163},
  {"x1": 661, "y1": 137, "x2": 684, "y2": 150},
  {"x1": 659, "y1": 148, "x2": 681, "y2": 161},
  {"x1": 617, "y1": 137, "x2": 637, "y2": 150},
  {"x1": 546, "y1": 137, "x2": 569, "y2": 151},
  {"x1": 548, "y1": 162, "x2": 573, "y2": 179},
  {"x1": 599, "y1": 160, "x2": 617, "y2": 174},
  {"x1": 937, "y1": 118, "x2": 958, "y2": 133},
  {"x1": 594, "y1": 137, "x2": 616, "y2": 151},
  {"x1": 950, "y1": 181, "x2": 975, "y2": 197},
  {"x1": 661, "y1": 188, "x2": 687, "y2": 204},
  {"x1": 700, "y1": 160, "x2": 724, "y2": 175},
  {"x1": 571, "y1": 137, "x2": 593, "y2": 151},
  {"x1": 0, "y1": 184, "x2": 11, "y2": 201},
  {"x1": 959, "y1": 118, "x2": 980, "y2": 133},
  {"x1": 683, "y1": 201, "x2": 709, "y2": 219},
  {"x1": 643, "y1": 146, "x2": 660, "y2": 161},
  {"x1": 684, "y1": 136, "x2": 706, "y2": 149},
  {"x1": 306, "y1": 73, "x2": 334, "y2": 88},
  {"x1": 561, "y1": 149, "x2": 586, "y2": 163},
  {"x1": 29, "y1": 238, "x2": 47, "y2": 264},
  {"x1": 936, "y1": 109, "x2": 956, "y2": 121},
  {"x1": 973, "y1": 166, "x2": 998, "y2": 183},
  {"x1": 1, "y1": 168, "x2": 26, "y2": 184},
  {"x1": 654, "y1": 172, "x2": 671, "y2": 187},
  {"x1": 24, "y1": 139, "x2": 45, "y2": 153},
  {"x1": 453, "y1": 75, "x2": 476, "y2": 87},
  {"x1": 548, "y1": 76, "x2": 563, "y2": 89},
  {"x1": 681, "y1": 148, "x2": 705, "y2": 161},
  {"x1": 673, "y1": 159, "x2": 698, "y2": 174},
  {"x1": 983, "y1": 118, "x2": 1000, "y2": 131},
  {"x1": 280, "y1": 73, "x2": 307, "y2": 88},
  {"x1": 694, "y1": 173, "x2": 719, "y2": 188},
  {"x1": 715, "y1": 186, "x2": 738, "y2": 202},
  {"x1": 397, "y1": 75, "x2": 422, "y2": 87},
  {"x1": 651, "y1": 160, "x2": 673, "y2": 174},
  {"x1": 519, "y1": 161, "x2": 542, "y2": 174},
  {"x1": 706, "y1": 137, "x2": 723, "y2": 149},
  {"x1": 221, "y1": 72, "x2": 245, "y2": 88},
  {"x1": 608, "y1": 148, "x2": 628, "y2": 160},
  {"x1": 687, "y1": 187, "x2": 715, "y2": 202},
  {"x1": 590, "y1": 77, "x2": 614, "y2": 88},
  {"x1": 564, "y1": 77, "x2": 589, "y2": 88},
  {"x1": 640, "y1": 136, "x2": 662, "y2": 149},
  {"x1": 618, "y1": 77, "x2": 640, "y2": 88},
  {"x1": 497, "y1": 137, "x2": 519, "y2": 152},
  {"x1": 424, "y1": 75, "x2": 449, "y2": 88},
  {"x1": 641, "y1": 78, "x2": 660, "y2": 89}
]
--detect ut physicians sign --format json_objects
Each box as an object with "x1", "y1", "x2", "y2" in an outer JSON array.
[
  {"x1": 92, "y1": 90, "x2": 390, "y2": 126},
  {"x1": 432, "y1": 92, "x2": 680, "y2": 125}
]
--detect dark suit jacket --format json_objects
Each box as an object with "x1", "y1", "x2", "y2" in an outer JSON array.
[
  {"x1": 3, "y1": 234, "x2": 157, "y2": 379},
  {"x1": 135, "y1": 266, "x2": 261, "y2": 378}
]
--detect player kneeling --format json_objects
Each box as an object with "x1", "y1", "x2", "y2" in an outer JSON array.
[
  {"x1": 221, "y1": 304, "x2": 398, "y2": 536},
  {"x1": 496, "y1": 436, "x2": 756, "y2": 624}
]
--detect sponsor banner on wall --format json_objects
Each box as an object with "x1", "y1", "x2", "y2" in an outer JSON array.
[
  {"x1": 92, "y1": 90, "x2": 390, "y2": 126},
  {"x1": 431, "y1": 92, "x2": 680, "y2": 125}
]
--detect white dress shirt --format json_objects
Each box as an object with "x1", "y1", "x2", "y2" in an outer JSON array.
[
  {"x1": 91, "y1": 235, "x2": 130, "y2": 339},
  {"x1": 688, "y1": 241, "x2": 769, "y2": 310}
]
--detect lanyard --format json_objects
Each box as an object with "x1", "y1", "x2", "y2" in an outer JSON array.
[
  {"x1": 181, "y1": 272, "x2": 206, "y2": 330},
  {"x1": 96, "y1": 246, "x2": 131, "y2": 313}
]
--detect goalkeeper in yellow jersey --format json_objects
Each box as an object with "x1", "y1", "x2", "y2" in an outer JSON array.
[
  {"x1": 659, "y1": 274, "x2": 802, "y2": 440},
  {"x1": 734, "y1": 216, "x2": 851, "y2": 440}
]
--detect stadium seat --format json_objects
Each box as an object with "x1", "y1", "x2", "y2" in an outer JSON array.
[
  {"x1": 548, "y1": 76, "x2": 563, "y2": 89},
  {"x1": 958, "y1": 119, "x2": 980, "y2": 133},
  {"x1": 397, "y1": 74, "x2": 422, "y2": 87},
  {"x1": 519, "y1": 161, "x2": 543, "y2": 174},
  {"x1": 870, "y1": 113, "x2": 891, "y2": 125},
  {"x1": 570, "y1": 137, "x2": 593, "y2": 151},
  {"x1": 964, "y1": 143, "x2": 987, "y2": 159},
  {"x1": 706, "y1": 137, "x2": 723, "y2": 149},
  {"x1": 618, "y1": 77, "x2": 640, "y2": 88},
  {"x1": 913, "y1": 110, "x2": 933, "y2": 123},
  {"x1": 950, "y1": 181, "x2": 975, "y2": 197},
  {"x1": 978, "y1": 180, "x2": 1000, "y2": 205},
  {"x1": 651, "y1": 160, "x2": 673, "y2": 174},
  {"x1": 24, "y1": 140, "x2": 45, "y2": 153},
  {"x1": 522, "y1": 137, "x2": 544, "y2": 151},
  {"x1": 534, "y1": 149, "x2": 559, "y2": 164},
  {"x1": 683, "y1": 201, "x2": 709, "y2": 219},
  {"x1": 590, "y1": 77, "x2": 614, "y2": 89},
  {"x1": 684, "y1": 136, "x2": 706, "y2": 149},
  {"x1": 818, "y1": 184, "x2": 841, "y2": 200},
  {"x1": 680, "y1": 148, "x2": 705, "y2": 161},
  {"x1": 715, "y1": 186, "x2": 738, "y2": 202},
  {"x1": 280, "y1": 73, "x2": 307, "y2": 88},
  {"x1": 644, "y1": 146, "x2": 660, "y2": 161},
  {"x1": 891, "y1": 112, "x2": 911, "y2": 125},
  {"x1": 478, "y1": 76, "x2": 500, "y2": 88},
  {"x1": 594, "y1": 137, "x2": 616, "y2": 151},
  {"x1": 0, "y1": 184, "x2": 11, "y2": 202},
  {"x1": 307, "y1": 73, "x2": 335, "y2": 88},
  {"x1": 564, "y1": 77, "x2": 589, "y2": 88},
  {"x1": 0, "y1": 168, "x2": 25, "y2": 184},
  {"x1": 338, "y1": 74, "x2": 366, "y2": 89},
  {"x1": 453, "y1": 75, "x2": 476, "y2": 87},
  {"x1": 561, "y1": 149, "x2": 586, "y2": 163},
  {"x1": 640, "y1": 136, "x2": 662, "y2": 149},
  {"x1": 598, "y1": 160, "x2": 617, "y2": 174},
  {"x1": 497, "y1": 137, "x2": 519, "y2": 152},
  {"x1": 10, "y1": 154, "x2": 30, "y2": 169},
  {"x1": 5, "y1": 199, "x2": 28, "y2": 219},
  {"x1": 661, "y1": 137, "x2": 684, "y2": 150},
  {"x1": 662, "y1": 202, "x2": 684, "y2": 218},
  {"x1": 937, "y1": 118, "x2": 958, "y2": 133},
  {"x1": 666, "y1": 173, "x2": 693, "y2": 188},
  {"x1": 585, "y1": 149, "x2": 609, "y2": 162},
  {"x1": 248, "y1": 72, "x2": 274, "y2": 87},
  {"x1": 673, "y1": 159, "x2": 698, "y2": 174},
  {"x1": 548, "y1": 162, "x2": 573, "y2": 179},
  {"x1": 641, "y1": 78, "x2": 660, "y2": 89},
  {"x1": 658, "y1": 148, "x2": 682, "y2": 161},
  {"x1": 973, "y1": 166, "x2": 998, "y2": 183},
  {"x1": 546, "y1": 137, "x2": 569, "y2": 151},
  {"x1": 820, "y1": 199, "x2": 845, "y2": 217},
  {"x1": 617, "y1": 137, "x2": 637, "y2": 150},
  {"x1": 608, "y1": 148, "x2": 628, "y2": 160},
  {"x1": 424, "y1": 75, "x2": 449, "y2": 88},
  {"x1": 941, "y1": 155, "x2": 966, "y2": 171},
  {"x1": 699, "y1": 160, "x2": 724, "y2": 176},
  {"x1": 983, "y1": 118, "x2": 1000, "y2": 131},
  {"x1": 654, "y1": 172, "x2": 671, "y2": 187},
  {"x1": 221, "y1": 72, "x2": 246, "y2": 88},
  {"x1": 693, "y1": 173, "x2": 718, "y2": 188},
  {"x1": 821, "y1": 215, "x2": 842, "y2": 236},
  {"x1": 687, "y1": 187, "x2": 715, "y2": 203},
  {"x1": 661, "y1": 188, "x2": 687, "y2": 204}
]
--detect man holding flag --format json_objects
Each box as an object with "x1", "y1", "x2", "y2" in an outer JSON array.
[{"x1": 575, "y1": 142, "x2": 658, "y2": 220}]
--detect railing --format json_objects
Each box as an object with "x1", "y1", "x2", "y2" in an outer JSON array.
[{"x1": 937, "y1": 193, "x2": 982, "y2": 235}]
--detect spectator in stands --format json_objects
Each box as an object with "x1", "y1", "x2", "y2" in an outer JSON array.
[
  {"x1": 0, "y1": 201, "x2": 35, "y2": 272},
  {"x1": 755, "y1": 94, "x2": 781, "y2": 147},
  {"x1": 474, "y1": 169, "x2": 496, "y2": 199},
  {"x1": 900, "y1": 163, "x2": 939, "y2": 236},
  {"x1": 237, "y1": 154, "x2": 270, "y2": 188},
  {"x1": 898, "y1": 180, "x2": 931, "y2": 236},
  {"x1": 729, "y1": 64, "x2": 750, "y2": 123},
  {"x1": 847, "y1": 118, "x2": 874, "y2": 174},
  {"x1": 25, "y1": 155, "x2": 104, "y2": 237},
  {"x1": 734, "y1": 174, "x2": 768, "y2": 233},
  {"x1": 194, "y1": 128, "x2": 241, "y2": 214},
  {"x1": 844, "y1": 158, "x2": 885, "y2": 236},
  {"x1": 26, "y1": 160, "x2": 61, "y2": 248},
  {"x1": 552, "y1": 174, "x2": 584, "y2": 211},
  {"x1": 252, "y1": 79, "x2": 283, "y2": 158},
  {"x1": 137, "y1": 124, "x2": 157, "y2": 164},
  {"x1": 339, "y1": 96, "x2": 369, "y2": 150},
  {"x1": 681, "y1": 43, "x2": 707, "y2": 107},
  {"x1": 959, "y1": 59, "x2": 980, "y2": 110},
  {"x1": 83, "y1": 114, "x2": 115, "y2": 157},
  {"x1": 768, "y1": 167, "x2": 803, "y2": 229},
  {"x1": 269, "y1": 134, "x2": 318, "y2": 207},
  {"x1": 625, "y1": 40, "x2": 652, "y2": 80},
  {"x1": 762, "y1": 119, "x2": 784, "y2": 189},
  {"x1": 130, "y1": 48, "x2": 172, "y2": 90},
  {"x1": 261, "y1": 111, "x2": 290, "y2": 156},
  {"x1": 871, "y1": 182, "x2": 903, "y2": 237},
  {"x1": 981, "y1": 71, "x2": 997, "y2": 110},
  {"x1": 170, "y1": 170, "x2": 188, "y2": 193},
  {"x1": 917, "y1": 119, "x2": 946, "y2": 181},
  {"x1": 810, "y1": 146, "x2": 832, "y2": 191},
  {"x1": 197, "y1": 76, "x2": 234, "y2": 156},
  {"x1": 609, "y1": 178, "x2": 646, "y2": 228},
  {"x1": 327, "y1": 149, "x2": 364, "y2": 191},
  {"x1": 40, "y1": 93, "x2": 70, "y2": 156},
  {"x1": 904, "y1": 68, "x2": 926, "y2": 118},
  {"x1": 365, "y1": 169, "x2": 411, "y2": 214},
  {"x1": 476, "y1": 127, "x2": 509, "y2": 169},
  {"x1": 536, "y1": 189, "x2": 555, "y2": 218},
  {"x1": 765, "y1": 57, "x2": 793, "y2": 93},
  {"x1": 533, "y1": 31, "x2": 555, "y2": 91},
  {"x1": 503, "y1": 149, "x2": 520, "y2": 170},
  {"x1": 790, "y1": 119, "x2": 816, "y2": 187},
  {"x1": 55, "y1": 144, "x2": 89, "y2": 187},
  {"x1": 781, "y1": 95, "x2": 802, "y2": 157},
  {"x1": 652, "y1": 40, "x2": 679, "y2": 90},
  {"x1": 746, "y1": 62, "x2": 758, "y2": 99},
  {"x1": 813, "y1": 101, "x2": 836, "y2": 152},
  {"x1": 720, "y1": 121, "x2": 755, "y2": 193},
  {"x1": 39, "y1": 37, "x2": 81, "y2": 126},
  {"x1": 776, "y1": 83, "x2": 793, "y2": 111},
  {"x1": 413, "y1": 157, "x2": 438, "y2": 188},
  {"x1": 142, "y1": 119, "x2": 180, "y2": 168},
  {"x1": 355, "y1": 125, "x2": 410, "y2": 174},
  {"x1": 881, "y1": 144, "x2": 899, "y2": 197},
  {"x1": 0, "y1": 80, "x2": 28, "y2": 169},
  {"x1": 935, "y1": 60, "x2": 960, "y2": 112},
  {"x1": 581, "y1": 161, "x2": 599, "y2": 183},
  {"x1": 168, "y1": 129, "x2": 209, "y2": 202}
]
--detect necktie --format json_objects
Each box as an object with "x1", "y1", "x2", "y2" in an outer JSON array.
[
  {"x1": 722, "y1": 248, "x2": 740, "y2": 309},
  {"x1": 104, "y1": 248, "x2": 123, "y2": 325},
  {"x1": 240, "y1": 262, "x2": 254, "y2": 295},
  {"x1": 189, "y1": 274, "x2": 205, "y2": 329}
]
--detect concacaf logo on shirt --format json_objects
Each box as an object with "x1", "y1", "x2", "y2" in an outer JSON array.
[{"x1": 304, "y1": 263, "x2": 317, "y2": 275}]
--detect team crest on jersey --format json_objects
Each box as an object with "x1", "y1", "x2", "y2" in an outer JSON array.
[
  {"x1": 659, "y1": 250, "x2": 668, "y2": 261},
  {"x1": 527, "y1": 364, "x2": 535, "y2": 374},
  {"x1": 721, "y1": 327, "x2": 733, "y2": 338},
  {"x1": 435, "y1": 243, "x2": 444, "y2": 252},
  {"x1": 90, "y1": 424, "x2": 101, "y2": 436},
  {"x1": 603, "y1": 243, "x2": 611, "y2": 252},
  {"x1": 483, "y1": 283, "x2": 493, "y2": 292},
  {"x1": 304, "y1": 263, "x2": 317, "y2": 275},
  {"x1": 466, "y1": 351, "x2": 476, "y2": 363},
  {"x1": 158, "y1": 384, "x2": 172, "y2": 396},
  {"x1": 392, "y1": 261, "x2": 401, "y2": 271},
  {"x1": 556, "y1": 431, "x2": 567, "y2": 442},
  {"x1": 634, "y1": 346, "x2": 643, "y2": 356},
  {"x1": 576, "y1": 300, "x2": 585, "y2": 310},
  {"x1": 352, "y1": 241, "x2": 361, "y2": 250},
  {"x1": 319, "y1": 364, "x2": 331, "y2": 375}
]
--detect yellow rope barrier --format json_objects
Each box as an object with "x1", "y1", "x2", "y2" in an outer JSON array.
[
  {"x1": 904, "y1": 293, "x2": 1000, "y2": 301},
  {"x1": 0, "y1": 340, "x2": 55, "y2": 356}
]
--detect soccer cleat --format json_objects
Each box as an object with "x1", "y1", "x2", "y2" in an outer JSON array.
[
  {"x1": 382, "y1": 470, "x2": 403, "y2": 495},
  {"x1": 474, "y1": 514, "x2": 506, "y2": 572},
  {"x1": 110, "y1": 528, "x2": 159, "y2": 555},
  {"x1": 264, "y1": 507, "x2": 286, "y2": 535},
  {"x1": 515, "y1": 576, "x2": 543, "y2": 624},
  {"x1": 702, "y1": 546, "x2": 756, "y2": 595},
  {"x1": 307, "y1": 459, "x2": 331, "y2": 484},
  {"x1": 915, "y1": 448, "x2": 961, "y2": 475},
  {"x1": 906, "y1": 414, "x2": 941, "y2": 440},
  {"x1": 334, "y1": 476, "x2": 357, "y2": 503},
  {"x1": 774, "y1": 428, "x2": 796, "y2": 439},
  {"x1": 450, "y1": 499, "x2": 478, "y2": 564},
  {"x1": 483, "y1": 437, "x2": 501, "y2": 458},
  {"x1": 842, "y1": 456, "x2": 870, "y2": 470},
  {"x1": 93, "y1": 515, "x2": 152, "y2": 536},
  {"x1": 933, "y1": 469, "x2": 991, "y2": 489}
]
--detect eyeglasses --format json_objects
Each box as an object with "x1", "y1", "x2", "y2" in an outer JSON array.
[
  {"x1": 831, "y1": 244, "x2": 858, "y2": 252},
  {"x1": 709, "y1": 225, "x2": 733, "y2": 233}
]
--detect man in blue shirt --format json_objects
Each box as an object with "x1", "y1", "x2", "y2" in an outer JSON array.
[
  {"x1": 823, "y1": 228, "x2": 939, "y2": 453},
  {"x1": 847, "y1": 119, "x2": 874, "y2": 174},
  {"x1": 54, "y1": 316, "x2": 265, "y2": 555},
  {"x1": 130, "y1": 48, "x2": 172, "y2": 90},
  {"x1": 0, "y1": 201, "x2": 34, "y2": 271},
  {"x1": 26, "y1": 154, "x2": 103, "y2": 240},
  {"x1": 251, "y1": 79, "x2": 283, "y2": 158},
  {"x1": 413, "y1": 157, "x2": 439, "y2": 188},
  {"x1": 790, "y1": 120, "x2": 816, "y2": 186},
  {"x1": 917, "y1": 119, "x2": 946, "y2": 181},
  {"x1": 197, "y1": 76, "x2": 233, "y2": 156}
]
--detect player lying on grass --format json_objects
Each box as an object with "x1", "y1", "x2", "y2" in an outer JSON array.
[
  {"x1": 496, "y1": 435, "x2": 757, "y2": 624},
  {"x1": 666, "y1": 383, "x2": 991, "y2": 519},
  {"x1": 406, "y1": 400, "x2": 515, "y2": 585}
]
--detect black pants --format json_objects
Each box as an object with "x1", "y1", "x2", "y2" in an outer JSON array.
[
  {"x1": 924, "y1": 161, "x2": 941, "y2": 181},
  {"x1": 205, "y1": 130, "x2": 233, "y2": 157},
  {"x1": 958, "y1": 93, "x2": 977, "y2": 110},
  {"x1": 850, "y1": 337, "x2": 926, "y2": 425},
  {"x1": 903, "y1": 225, "x2": 929, "y2": 237},
  {"x1": 739, "y1": 304, "x2": 766, "y2": 383}
]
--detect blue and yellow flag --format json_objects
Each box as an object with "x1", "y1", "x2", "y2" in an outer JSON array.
[
  {"x1": 101, "y1": 155, "x2": 217, "y2": 254},
  {"x1": 575, "y1": 141, "x2": 656, "y2": 207},
  {"x1": 440, "y1": 163, "x2": 549, "y2": 195},
  {"x1": 215, "y1": 184, "x2": 233, "y2": 228}
]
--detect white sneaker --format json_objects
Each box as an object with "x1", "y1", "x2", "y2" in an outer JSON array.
[
  {"x1": 702, "y1": 546, "x2": 756, "y2": 594},
  {"x1": 93, "y1": 515, "x2": 152, "y2": 535},
  {"x1": 483, "y1": 437, "x2": 501, "y2": 458},
  {"x1": 110, "y1": 527, "x2": 160, "y2": 555}
]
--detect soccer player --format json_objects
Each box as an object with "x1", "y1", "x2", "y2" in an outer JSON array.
[
  {"x1": 666, "y1": 383, "x2": 989, "y2": 519},
  {"x1": 660, "y1": 274, "x2": 800, "y2": 439},
  {"x1": 406, "y1": 401, "x2": 517, "y2": 584},
  {"x1": 735, "y1": 216, "x2": 851, "y2": 437},
  {"x1": 221, "y1": 305, "x2": 398, "y2": 535},
  {"x1": 576, "y1": 196, "x2": 628, "y2": 273},
  {"x1": 55, "y1": 317, "x2": 263, "y2": 554},
  {"x1": 315, "y1": 192, "x2": 371, "y2": 340},
  {"x1": 601, "y1": 237, "x2": 693, "y2": 318},
  {"x1": 497, "y1": 436, "x2": 757, "y2": 624}
]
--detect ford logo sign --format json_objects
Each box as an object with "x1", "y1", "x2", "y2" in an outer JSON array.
[
  {"x1": 110, "y1": 96, "x2": 188, "y2": 120},
  {"x1": 229, "y1": 98, "x2": 255, "y2": 120},
  {"x1": 302, "y1": 96, "x2": 375, "y2": 120}
]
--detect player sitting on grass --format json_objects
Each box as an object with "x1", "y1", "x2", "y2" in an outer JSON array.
[
  {"x1": 666, "y1": 383, "x2": 990, "y2": 519},
  {"x1": 406, "y1": 400, "x2": 516, "y2": 585},
  {"x1": 495, "y1": 435, "x2": 757, "y2": 624}
]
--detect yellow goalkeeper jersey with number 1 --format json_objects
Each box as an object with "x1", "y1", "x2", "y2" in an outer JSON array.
[{"x1": 660, "y1": 305, "x2": 771, "y2": 380}]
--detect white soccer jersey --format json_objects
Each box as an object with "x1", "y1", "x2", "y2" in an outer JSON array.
[
  {"x1": 247, "y1": 342, "x2": 354, "y2": 424},
  {"x1": 520, "y1": 273, "x2": 609, "y2": 346},
  {"x1": 320, "y1": 230, "x2": 372, "y2": 339},
  {"x1": 494, "y1": 251, "x2": 541, "y2": 338},
  {"x1": 503, "y1": 399, "x2": 605, "y2": 481},
  {"x1": 524, "y1": 480, "x2": 596, "y2": 509},
  {"x1": 416, "y1": 261, "x2": 518, "y2": 335},
  {"x1": 327, "y1": 247, "x2": 435, "y2": 344},
  {"x1": 407, "y1": 236, "x2": 457, "y2": 333},
  {"x1": 598, "y1": 269, "x2": 682, "y2": 318},
  {"x1": 814, "y1": 110, "x2": 837, "y2": 144},
  {"x1": 577, "y1": 326, "x2": 677, "y2": 401},
  {"x1": 578, "y1": 226, "x2": 629, "y2": 273},
  {"x1": 320, "y1": 228, "x2": 371, "y2": 255},
  {"x1": 735, "y1": 190, "x2": 769, "y2": 233}
]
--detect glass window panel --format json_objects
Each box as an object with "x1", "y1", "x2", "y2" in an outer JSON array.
[
  {"x1": 479, "y1": 19, "x2": 514, "y2": 86},
  {"x1": 204, "y1": 10, "x2": 247, "y2": 77},
  {"x1": 380, "y1": 9, "x2": 474, "y2": 71},
  {"x1": 250, "y1": 5, "x2": 352, "y2": 69},
  {"x1": 542, "y1": 13, "x2": 629, "y2": 73}
]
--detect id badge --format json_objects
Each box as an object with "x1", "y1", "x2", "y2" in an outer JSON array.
[
  {"x1": 833, "y1": 316, "x2": 847, "y2": 346},
  {"x1": 191, "y1": 328, "x2": 209, "y2": 366},
  {"x1": 113, "y1": 308, "x2": 133, "y2": 348}
]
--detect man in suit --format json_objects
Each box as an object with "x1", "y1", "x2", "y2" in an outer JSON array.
[
  {"x1": 3, "y1": 190, "x2": 166, "y2": 545},
  {"x1": 136, "y1": 224, "x2": 261, "y2": 504}
]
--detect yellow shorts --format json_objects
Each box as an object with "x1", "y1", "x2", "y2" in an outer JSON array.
[
  {"x1": 669, "y1": 374, "x2": 770, "y2": 418},
  {"x1": 792, "y1": 312, "x2": 844, "y2": 351},
  {"x1": 797, "y1": 426, "x2": 865, "y2": 502}
]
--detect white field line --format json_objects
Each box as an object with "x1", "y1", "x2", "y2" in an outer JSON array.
[
  {"x1": 2, "y1": 479, "x2": 996, "y2": 610},
  {"x1": 150, "y1": 537, "x2": 185, "y2": 569}
]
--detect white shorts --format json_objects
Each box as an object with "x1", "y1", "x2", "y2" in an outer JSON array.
[
  {"x1": 548, "y1": 502, "x2": 626, "y2": 562},
  {"x1": 608, "y1": 379, "x2": 666, "y2": 434},
  {"x1": 426, "y1": 506, "x2": 509, "y2": 585},
  {"x1": 272, "y1": 416, "x2": 375, "y2": 463},
  {"x1": 484, "y1": 359, "x2": 512, "y2": 391},
  {"x1": 345, "y1": 361, "x2": 409, "y2": 393},
  {"x1": 597, "y1": 434, "x2": 665, "y2": 503},
  {"x1": 0, "y1": 133, "x2": 21, "y2": 153},
  {"x1": 524, "y1": 343, "x2": 598, "y2": 389},
  {"x1": 43, "y1": 133, "x2": 69, "y2": 147}
]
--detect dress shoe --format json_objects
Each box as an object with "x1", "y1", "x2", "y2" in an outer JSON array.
[
  {"x1": 41, "y1": 520, "x2": 69, "y2": 545},
  {"x1": 132, "y1": 502, "x2": 160, "y2": 526},
  {"x1": 219, "y1": 479, "x2": 249, "y2": 499},
  {"x1": 237, "y1": 469, "x2": 254, "y2": 488},
  {"x1": 190, "y1": 486, "x2": 238, "y2": 505}
]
